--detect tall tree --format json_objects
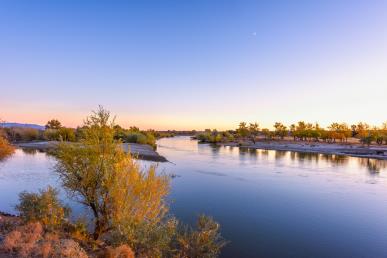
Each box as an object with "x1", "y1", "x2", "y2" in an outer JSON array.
[
  {"x1": 274, "y1": 122, "x2": 287, "y2": 139},
  {"x1": 236, "y1": 122, "x2": 249, "y2": 138},
  {"x1": 55, "y1": 106, "x2": 169, "y2": 240},
  {"x1": 45, "y1": 119, "x2": 62, "y2": 129},
  {"x1": 248, "y1": 122, "x2": 260, "y2": 143}
]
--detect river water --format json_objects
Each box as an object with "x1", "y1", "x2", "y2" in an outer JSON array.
[{"x1": 1, "y1": 136, "x2": 387, "y2": 257}]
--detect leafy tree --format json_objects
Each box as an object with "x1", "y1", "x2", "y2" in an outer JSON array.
[
  {"x1": 262, "y1": 128, "x2": 273, "y2": 140},
  {"x1": 351, "y1": 124, "x2": 358, "y2": 137},
  {"x1": 55, "y1": 106, "x2": 170, "y2": 240},
  {"x1": 45, "y1": 119, "x2": 62, "y2": 130},
  {"x1": 274, "y1": 122, "x2": 287, "y2": 139},
  {"x1": 236, "y1": 122, "x2": 249, "y2": 138},
  {"x1": 129, "y1": 126, "x2": 140, "y2": 132},
  {"x1": 290, "y1": 124, "x2": 296, "y2": 140},
  {"x1": 223, "y1": 131, "x2": 235, "y2": 142},
  {"x1": 355, "y1": 122, "x2": 371, "y2": 144},
  {"x1": 328, "y1": 123, "x2": 351, "y2": 142},
  {"x1": 248, "y1": 123, "x2": 260, "y2": 143}
]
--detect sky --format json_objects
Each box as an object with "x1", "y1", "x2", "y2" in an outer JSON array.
[{"x1": 0, "y1": 0, "x2": 386, "y2": 130}]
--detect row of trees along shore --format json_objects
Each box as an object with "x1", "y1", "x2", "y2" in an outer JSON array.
[
  {"x1": 196, "y1": 121, "x2": 387, "y2": 146},
  {"x1": 0, "y1": 118, "x2": 176, "y2": 149},
  {"x1": 0, "y1": 107, "x2": 226, "y2": 257}
]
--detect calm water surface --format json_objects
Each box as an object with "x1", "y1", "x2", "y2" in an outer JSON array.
[{"x1": 1, "y1": 136, "x2": 387, "y2": 258}]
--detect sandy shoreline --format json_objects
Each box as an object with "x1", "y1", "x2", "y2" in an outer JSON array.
[
  {"x1": 14, "y1": 141, "x2": 168, "y2": 162},
  {"x1": 223, "y1": 141, "x2": 387, "y2": 160}
]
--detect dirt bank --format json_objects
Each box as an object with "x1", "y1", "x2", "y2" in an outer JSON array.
[{"x1": 15, "y1": 141, "x2": 167, "y2": 162}]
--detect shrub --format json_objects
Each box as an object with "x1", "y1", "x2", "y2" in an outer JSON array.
[
  {"x1": 175, "y1": 215, "x2": 227, "y2": 258},
  {"x1": 109, "y1": 215, "x2": 226, "y2": 258},
  {"x1": 5, "y1": 127, "x2": 41, "y2": 142},
  {"x1": 44, "y1": 128, "x2": 60, "y2": 141},
  {"x1": 44, "y1": 128, "x2": 76, "y2": 142},
  {"x1": 58, "y1": 127, "x2": 76, "y2": 142},
  {"x1": 144, "y1": 132, "x2": 156, "y2": 148},
  {"x1": 196, "y1": 131, "x2": 225, "y2": 143},
  {"x1": 0, "y1": 222, "x2": 89, "y2": 258},
  {"x1": 0, "y1": 136, "x2": 15, "y2": 160},
  {"x1": 110, "y1": 218, "x2": 177, "y2": 257},
  {"x1": 16, "y1": 186, "x2": 70, "y2": 229},
  {"x1": 102, "y1": 245, "x2": 135, "y2": 258},
  {"x1": 1, "y1": 222, "x2": 43, "y2": 257},
  {"x1": 126, "y1": 132, "x2": 147, "y2": 144}
]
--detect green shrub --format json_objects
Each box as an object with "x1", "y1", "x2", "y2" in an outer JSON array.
[
  {"x1": 43, "y1": 129, "x2": 60, "y2": 141},
  {"x1": 16, "y1": 186, "x2": 70, "y2": 229},
  {"x1": 125, "y1": 131, "x2": 156, "y2": 148},
  {"x1": 196, "y1": 131, "x2": 225, "y2": 143},
  {"x1": 144, "y1": 132, "x2": 156, "y2": 148},
  {"x1": 58, "y1": 127, "x2": 76, "y2": 142},
  {"x1": 44, "y1": 128, "x2": 76, "y2": 142},
  {"x1": 126, "y1": 132, "x2": 147, "y2": 144}
]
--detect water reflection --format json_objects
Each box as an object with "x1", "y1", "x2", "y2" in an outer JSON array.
[
  {"x1": 358, "y1": 158, "x2": 387, "y2": 175},
  {"x1": 156, "y1": 137, "x2": 387, "y2": 258},
  {"x1": 21, "y1": 148, "x2": 39, "y2": 155},
  {"x1": 10, "y1": 145, "x2": 387, "y2": 178},
  {"x1": 274, "y1": 150, "x2": 287, "y2": 160},
  {"x1": 218, "y1": 145, "x2": 386, "y2": 175},
  {"x1": 2, "y1": 139, "x2": 387, "y2": 258}
]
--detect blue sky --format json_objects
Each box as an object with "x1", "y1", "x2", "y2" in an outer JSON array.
[{"x1": 1, "y1": 0, "x2": 386, "y2": 130}]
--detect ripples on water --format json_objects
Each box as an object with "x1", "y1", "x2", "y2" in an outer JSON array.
[{"x1": 1, "y1": 137, "x2": 387, "y2": 258}]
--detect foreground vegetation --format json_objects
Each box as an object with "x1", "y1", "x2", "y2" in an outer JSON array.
[
  {"x1": 0, "y1": 107, "x2": 226, "y2": 258},
  {"x1": 0, "y1": 131, "x2": 15, "y2": 161},
  {"x1": 196, "y1": 121, "x2": 387, "y2": 146}
]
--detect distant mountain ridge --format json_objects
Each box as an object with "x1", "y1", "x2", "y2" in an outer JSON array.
[{"x1": 0, "y1": 122, "x2": 45, "y2": 130}]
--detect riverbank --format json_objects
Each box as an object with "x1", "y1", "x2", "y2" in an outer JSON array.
[
  {"x1": 15, "y1": 141, "x2": 167, "y2": 162},
  {"x1": 223, "y1": 140, "x2": 387, "y2": 160}
]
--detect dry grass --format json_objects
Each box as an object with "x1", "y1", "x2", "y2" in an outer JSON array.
[
  {"x1": 0, "y1": 222, "x2": 89, "y2": 258},
  {"x1": 100, "y1": 245, "x2": 135, "y2": 258}
]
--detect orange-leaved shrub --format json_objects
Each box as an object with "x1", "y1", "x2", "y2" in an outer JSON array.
[
  {"x1": 0, "y1": 136, "x2": 15, "y2": 160},
  {"x1": 101, "y1": 245, "x2": 135, "y2": 258}
]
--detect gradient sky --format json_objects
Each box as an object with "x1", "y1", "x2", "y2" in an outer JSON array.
[{"x1": 1, "y1": 0, "x2": 386, "y2": 130}]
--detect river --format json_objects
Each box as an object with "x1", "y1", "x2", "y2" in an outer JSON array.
[{"x1": 1, "y1": 136, "x2": 387, "y2": 257}]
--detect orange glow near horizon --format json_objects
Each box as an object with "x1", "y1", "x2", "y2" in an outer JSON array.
[{"x1": 2, "y1": 106, "x2": 387, "y2": 132}]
